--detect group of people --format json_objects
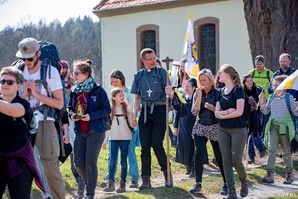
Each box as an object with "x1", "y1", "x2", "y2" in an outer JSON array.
[{"x1": 0, "y1": 35, "x2": 297, "y2": 199}]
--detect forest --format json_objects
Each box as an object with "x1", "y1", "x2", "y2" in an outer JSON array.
[{"x1": 0, "y1": 16, "x2": 102, "y2": 82}]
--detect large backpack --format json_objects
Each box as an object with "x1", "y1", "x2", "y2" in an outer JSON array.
[{"x1": 13, "y1": 40, "x2": 67, "y2": 155}]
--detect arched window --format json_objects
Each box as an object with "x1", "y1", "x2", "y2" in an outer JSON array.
[
  {"x1": 136, "y1": 24, "x2": 159, "y2": 69},
  {"x1": 194, "y1": 17, "x2": 219, "y2": 74}
]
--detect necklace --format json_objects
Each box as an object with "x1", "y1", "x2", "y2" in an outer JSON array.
[{"x1": 144, "y1": 71, "x2": 153, "y2": 97}]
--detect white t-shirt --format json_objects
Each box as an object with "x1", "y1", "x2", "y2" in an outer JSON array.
[{"x1": 21, "y1": 64, "x2": 63, "y2": 121}]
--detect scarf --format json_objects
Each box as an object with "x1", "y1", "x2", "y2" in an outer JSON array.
[{"x1": 73, "y1": 77, "x2": 96, "y2": 94}]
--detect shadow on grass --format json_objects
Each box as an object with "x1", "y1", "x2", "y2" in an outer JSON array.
[{"x1": 104, "y1": 186, "x2": 199, "y2": 199}]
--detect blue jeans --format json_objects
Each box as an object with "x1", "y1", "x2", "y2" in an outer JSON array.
[
  {"x1": 108, "y1": 140, "x2": 130, "y2": 182},
  {"x1": 248, "y1": 134, "x2": 264, "y2": 159},
  {"x1": 74, "y1": 131, "x2": 105, "y2": 197},
  {"x1": 106, "y1": 131, "x2": 139, "y2": 181}
]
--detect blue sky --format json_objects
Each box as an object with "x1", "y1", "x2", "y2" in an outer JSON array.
[{"x1": 0, "y1": 0, "x2": 100, "y2": 30}]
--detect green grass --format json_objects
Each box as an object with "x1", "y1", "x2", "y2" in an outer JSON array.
[{"x1": 3, "y1": 141, "x2": 298, "y2": 199}]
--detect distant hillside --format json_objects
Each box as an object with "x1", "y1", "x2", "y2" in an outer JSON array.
[{"x1": 0, "y1": 16, "x2": 102, "y2": 82}]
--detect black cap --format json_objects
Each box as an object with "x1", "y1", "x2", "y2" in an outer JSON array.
[{"x1": 255, "y1": 55, "x2": 264, "y2": 62}]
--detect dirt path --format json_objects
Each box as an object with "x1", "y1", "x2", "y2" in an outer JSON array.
[{"x1": 66, "y1": 156, "x2": 298, "y2": 199}]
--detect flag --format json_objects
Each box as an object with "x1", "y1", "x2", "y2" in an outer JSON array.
[
  {"x1": 276, "y1": 70, "x2": 298, "y2": 91},
  {"x1": 170, "y1": 61, "x2": 180, "y2": 87},
  {"x1": 182, "y1": 15, "x2": 200, "y2": 78}
]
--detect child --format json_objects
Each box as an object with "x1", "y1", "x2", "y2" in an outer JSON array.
[
  {"x1": 103, "y1": 88, "x2": 135, "y2": 193},
  {"x1": 259, "y1": 75, "x2": 297, "y2": 184}
]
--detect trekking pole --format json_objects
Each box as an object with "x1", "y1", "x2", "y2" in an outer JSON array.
[
  {"x1": 162, "y1": 56, "x2": 173, "y2": 186},
  {"x1": 245, "y1": 134, "x2": 252, "y2": 170}
]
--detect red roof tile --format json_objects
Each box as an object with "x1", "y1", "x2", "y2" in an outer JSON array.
[{"x1": 94, "y1": 0, "x2": 173, "y2": 11}]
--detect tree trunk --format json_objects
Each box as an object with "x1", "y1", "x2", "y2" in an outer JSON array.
[{"x1": 243, "y1": 0, "x2": 298, "y2": 71}]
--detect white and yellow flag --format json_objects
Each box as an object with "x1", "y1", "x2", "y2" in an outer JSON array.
[
  {"x1": 276, "y1": 69, "x2": 298, "y2": 91},
  {"x1": 182, "y1": 15, "x2": 200, "y2": 78}
]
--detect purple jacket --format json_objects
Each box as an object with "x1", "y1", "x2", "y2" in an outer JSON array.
[{"x1": 0, "y1": 141, "x2": 46, "y2": 193}]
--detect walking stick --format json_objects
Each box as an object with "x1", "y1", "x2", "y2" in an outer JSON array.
[
  {"x1": 162, "y1": 56, "x2": 173, "y2": 186},
  {"x1": 245, "y1": 134, "x2": 252, "y2": 170}
]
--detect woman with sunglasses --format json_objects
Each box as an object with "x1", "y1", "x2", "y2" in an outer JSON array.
[
  {"x1": 69, "y1": 59, "x2": 111, "y2": 199},
  {"x1": 0, "y1": 66, "x2": 45, "y2": 199},
  {"x1": 189, "y1": 69, "x2": 227, "y2": 195}
]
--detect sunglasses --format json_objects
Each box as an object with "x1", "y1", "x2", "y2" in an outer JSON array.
[
  {"x1": 0, "y1": 79, "x2": 16, "y2": 85},
  {"x1": 21, "y1": 57, "x2": 35, "y2": 62}
]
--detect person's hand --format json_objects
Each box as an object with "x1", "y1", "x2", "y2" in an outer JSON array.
[
  {"x1": 205, "y1": 102, "x2": 215, "y2": 112},
  {"x1": 81, "y1": 114, "x2": 90, "y2": 121},
  {"x1": 102, "y1": 143, "x2": 107, "y2": 149},
  {"x1": 26, "y1": 80, "x2": 39, "y2": 97},
  {"x1": 195, "y1": 85, "x2": 204, "y2": 98},
  {"x1": 165, "y1": 85, "x2": 173, "y2": 98},
  {"x1": 258, "y1": 92, "x2": 266, "y2": 106},
  {"x1": 227, "y1": 108, "x2": 236, "y2": 114},
  {"x1": 63, "y1": 134, "x2": 70, "y2": 144},
  {"x1": 173, "y1": 127, "x2": 178, "y2": 136},
  {"x1": 71, "y1": 113, "x2": 79, "y2": 121}
]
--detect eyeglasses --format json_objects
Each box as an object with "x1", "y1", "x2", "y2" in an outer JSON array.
[
  {"x1": 0, "y1": 79, "x2": 16, "y2": 85},
  {"x1": 21, "y1": 53, "x2": 37, "y2": 62},
  {"x1": 73, "y1": 72, "x2": 83, "y2": 76}
]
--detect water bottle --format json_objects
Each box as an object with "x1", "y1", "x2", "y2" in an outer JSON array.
[{"x1": 30, "y1": 111, "x2": 39, "y2": 134}]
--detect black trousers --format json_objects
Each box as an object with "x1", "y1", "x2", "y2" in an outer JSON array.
[
  {"x1": 194, "y1": 135, "x2": 226, "y2": 184},
  {"x1": 139, "y1": 106, "x2": 168, "y2": 177},
  {"x1": 0, "y1": 158, "x2": 33, "y2": 199}
]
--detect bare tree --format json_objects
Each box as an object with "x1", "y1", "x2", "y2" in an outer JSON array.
[{"x1": 243, "y1": 0, "x2": 298, "y2": 71}]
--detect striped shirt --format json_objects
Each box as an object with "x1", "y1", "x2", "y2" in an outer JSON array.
[{"x1": 261, "y1": 94, "x2": 298, "y2": 118}]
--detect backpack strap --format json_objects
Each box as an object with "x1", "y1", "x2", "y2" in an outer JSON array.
[
  {"x1": 251, "y1": 69, "x2": 256, "y2": 79},
  {"x1": 285, "y1": 92, "x2": 292, "y2": 115},
  {"x1": 266, "y1": 69, "x2": 271, "y2": 83}
]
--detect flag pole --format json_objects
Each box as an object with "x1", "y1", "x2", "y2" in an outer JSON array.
[{"x1": 162, "y1": 56, "x2": 173, "y2": 186}]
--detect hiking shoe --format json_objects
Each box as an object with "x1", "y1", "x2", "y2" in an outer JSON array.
[
  {"x1": 129, "y1": 180, "x2": 138, "y2": 188},
  {"x1": 220, "y1": 183, "x2": 228, "y2": 196},
  {"x1": 240, "y1": 179, "x2": 249, "y2": 197},
  {"x1": 227, "y1": 187, "x2": 237, "y2": 199},
  {"x1": 103, "y1": 180, "x2": 115, "y2": 192},
  {"x1": 116, "y1": 180, "x2": 126, "y2": 193},
  {"x1": 99, "y1": 181, "x2": 107, "y2": 188},
  {"x1": 189, "y1": 182, "x2": 202, "y2": 194},
  {"x1": 260, "y1": 150, "x2": 267, "y2": 158},
  {"x1": 163, "y1": 170, "x2": 173, "y2": 188},
  {"x1": 262, "y1": 170, "x2": 274, "y2": 183},
  {"x1": 139, "y1": 176, "x2": 152, "y2": 190},
  {"x1": 248, "y1": 158, "x2": 255, "y2": 164},
  {"x1": 284, "y1": 172, "x2": 294, "y2": 184}
]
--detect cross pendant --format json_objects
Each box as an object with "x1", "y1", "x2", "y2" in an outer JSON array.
[{"x1": 147, "y1": 89, "x2": 152, "y2": 97}]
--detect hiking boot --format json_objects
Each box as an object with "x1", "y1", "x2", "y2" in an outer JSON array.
[
  {"x1": 116, "y1": 180, "x2": 126, "y2": 193},
  {"x1": 227, "y1": 187, "x2": 237, "y2": 199},
  {"x1": 129, "y1": 180, "x2": 138, "y2": 188},
  {"x1": 139, "y1": 176, "x2": 152, "y2": 190},
  {"x1": 262, "y1": 170, "x2": 274, "y2": 183},
  {"x1": 240, "y1": 178, "x2": 249, "y2": 197},
  {"x1": 284, "y1": 172, "x2": 294, "y2": 184},
  {"x1": 189, "y1": 182, "x2": 202, "y2": 194},
  {"x1": 248, "y1": 158, "x2": 255, "y2": 164},
  {"x1": 260, "y1": 150, "x2": 267, "y2": 158},
  {"x1": 103, "y1": 180, "x2": 115, "y2": 192},
  {"x1": 99, "y1": 181, "x2": 107, "y2": 188},
  {"x1": 220, "y1": 183, "x2": 228, "y2": 196},
  {"x1": 163, "y1": 170, "x2": 173, "y2": 188}
]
